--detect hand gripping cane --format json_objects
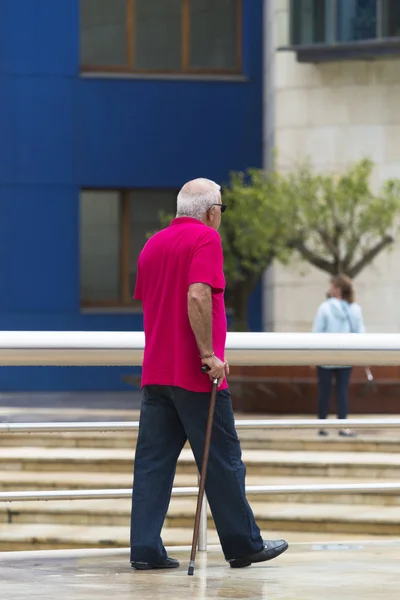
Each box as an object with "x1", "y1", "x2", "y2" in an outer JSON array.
[{"x1": 187, "y1": 365, "x2": 218, "y2": 576}]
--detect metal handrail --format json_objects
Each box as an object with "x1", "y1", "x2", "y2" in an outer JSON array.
[
  {"x1": 1, "y1": 426, "x2": 399, "y2": 553},
  {"x1": 2, "y1": 331, "x2": 400, "y2": 365},
  {"x1": 1, "y1": 482, "x2": 400, "y2": 503},
  {"x1": 2, "y1": 419, "x2": 399, "y2": 552},
  {"x1": 1, "y1": 418, "x2": 400, "y2": 433}
]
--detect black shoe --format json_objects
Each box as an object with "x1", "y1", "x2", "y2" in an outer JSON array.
[
  {"x1": 318, "y1": 429, "x2": 329, "y2": 436},
  {"x1": 131, "y1": 556, "x2": 180, "y2": 571},
  {"x1": 228, "y1": 539, "x2": 289, "y2": 569}
]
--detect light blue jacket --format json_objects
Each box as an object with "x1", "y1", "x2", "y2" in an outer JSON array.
[
  {"x1": 313, "y1": 298, "x2": 365, "y2": 334},
  {"x1": 313, "y1": 298, "x2": 365, "y2": 368}
]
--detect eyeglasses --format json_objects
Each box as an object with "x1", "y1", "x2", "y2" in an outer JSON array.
[{"x1": 209, "y1": 203, "x2": 227, "y2": 213}]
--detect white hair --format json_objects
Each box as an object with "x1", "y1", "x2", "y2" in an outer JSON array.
[{"x1": 176, "y1": 178, "x2": 221, "y2": 220}]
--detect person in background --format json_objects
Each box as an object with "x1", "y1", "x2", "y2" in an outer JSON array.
[{"x1": 313, "y1": 275, "x2": 365, "y2": 438}]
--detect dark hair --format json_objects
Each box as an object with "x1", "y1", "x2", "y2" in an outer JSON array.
[{"x1": 331, "y1": 275, "x2": 355, "y2": 304}]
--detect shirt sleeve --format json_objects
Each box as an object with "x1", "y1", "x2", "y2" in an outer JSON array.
[
  {"x1": 188, "y1": 230, "x2": 225, "y2": 294},
  {"x1": 312, "y1": 304, "x2": 326, "y2": 333},
  {"x1": 133, "y1": 261, "x2": 142, "y2": 301},
  {"x1": 357, "y1": 306, "x2": 366, "y2": 333}
]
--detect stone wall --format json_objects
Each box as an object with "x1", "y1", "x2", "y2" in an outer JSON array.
[{"x1": 264, "y1": 0, "x2": 400, "y2": 333}]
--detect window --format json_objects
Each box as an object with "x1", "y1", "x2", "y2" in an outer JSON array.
[
  {"x1": 336, "y1": 0, "x2": 377, "y2": 42},
  {"x1": 288, "y1": 0, "x2": 400, "y2": 61},
  {"x1": 80, "y1": 0, "x2": 127, "y2": 67},
  {"x1": 291, "y1": 0, "x2": 327, "y2": 46},
  {"x1": 382, "y1": 0, "x2": 400, "y2": 37},
  {"x1": 80, "y1": 190, "x2": 177, "y2": 306},
  {"x1": 80, "y1": 0, "x2": 242, "y2": 73},
  {"x1": 289, "y1": 0, "x2": 400, "y2": 45}
]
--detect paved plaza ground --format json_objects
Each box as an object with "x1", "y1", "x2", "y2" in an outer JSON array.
[{"x1": 1, "y1": 541, "x2": 399, "y2": 600}]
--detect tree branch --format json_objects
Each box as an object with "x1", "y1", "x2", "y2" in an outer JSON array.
[
  {"x1": 317, "y1": 228, "x2": 340, "y2": 258},
  {"x1": 342, "y1": 234, "x2": 359, "y2": 273},
  {"x1": 293, "y1": 240, "x2": 336, "y2": 274},
  {"x1": 347, "y1": 235, "x2": 394, "y2": 278}
]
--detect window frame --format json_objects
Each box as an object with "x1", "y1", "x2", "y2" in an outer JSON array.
[
  {"x1": 80, "y1": 0, "x2": 243, "y2": 75},
  {"x1": 284, "y1": 0, "x2": 400, "y2": 63},
  {"x1": 80, "y1": 188, "x2": 177, "y2": 308}
]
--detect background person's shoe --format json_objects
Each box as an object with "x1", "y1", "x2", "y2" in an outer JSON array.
[
  {"x1": 339, "y1": 429, "x2": 357, "y2": 438},
  {"x1": 228, "y1": 539, "x2": 289, "y2": 569},
  {"x1": 318, "y1": 429, "x2": 329, "y2": 436},
  {"x1": 131, "y1": 556, "x2": 180, "y2": 571}
]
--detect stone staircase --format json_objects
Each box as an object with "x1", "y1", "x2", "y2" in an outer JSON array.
[{"x1": 0, "y1": 417, "x2": 400, "y2": 551}]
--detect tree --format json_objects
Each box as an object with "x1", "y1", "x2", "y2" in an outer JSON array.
[
  {"x1": 150, "y1": 158, "x2": 400, "y2": 331},
  {"x1": 219, "y1": 170, "x2": 293, "y2": 330},
  {"x1": 284, "y1": 158, "x2": 400, "y2": 278}
]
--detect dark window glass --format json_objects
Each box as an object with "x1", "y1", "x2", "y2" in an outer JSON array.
[
  {"x1": 80, "y1": 189, "x2": 177, "y2": 306},
  {"x1": 134, "y1": 0, "x2": 182, "y2": 71},
  {"x1": 336, "y1": 0, "x2": 377, "y2": 42},
  {"x1": 382, "y1": 0, "x2": 400, "y2": 37},
  {"x1": 80, "y1": 0, "x2": 241, "y2": 73},
  {"x1": 291, "y1": 0, "x2": 326, "y2": 45},
  {"x1": 80, "y1": 191, "x2": 121, "y2": 302},
  {"x1": 80, "y1": 0, "x2": 127, "y2": 66},
  {"x1": 190, "y1": 0, "x2": 238, "y2": 69}
]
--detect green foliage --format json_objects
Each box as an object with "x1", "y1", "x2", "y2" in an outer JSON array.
[
  {"x1": 285, "y1": 158, "x2": 400, "y2": 278},
  {"x1": 220, "y1": 169, "x2": 298, "y2": 330},
  {"x1": 146, "y1": 159, "x2": 400, "y2": 329},
  {"x1": 219, "y1": 169, "x2": 293, "y2": 287},
  {"x1": 145, "y1": 171, "x2": 296, "y2": 330},
  {"x1": 147, "y1": 169, "x2": 294, "y2": 291}
]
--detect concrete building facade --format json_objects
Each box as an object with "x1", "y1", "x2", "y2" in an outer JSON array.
[{"x1": 264, "y1": 0, "x2": 400, "y2": 333}]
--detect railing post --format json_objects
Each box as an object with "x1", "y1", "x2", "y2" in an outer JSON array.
[{"x1": 198, "y1": 474, "x2": 208, "y2": 552}]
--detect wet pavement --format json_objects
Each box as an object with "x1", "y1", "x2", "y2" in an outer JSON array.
[{"x1": 1, "y1": 541, "x2": 399, "y2": 600}]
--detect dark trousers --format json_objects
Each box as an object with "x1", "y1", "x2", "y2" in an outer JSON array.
[
  {"x1": 317, "y1": 367, "x2": 352, "y2": 420},
  {"x1": 130, "y1": 385, "x2": 263, "y2": 563}
]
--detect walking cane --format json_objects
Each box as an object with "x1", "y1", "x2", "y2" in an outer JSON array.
[{"x1": 188, "y1": 365, "x2": 218, "y2": 576}]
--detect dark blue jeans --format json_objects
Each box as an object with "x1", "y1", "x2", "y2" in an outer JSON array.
[
  {"x1": 130, "y1": 385, "x2": 263, "y2": 563},
  {"x1": 317, "y1": 367, "x2": 352, "y2": 420}
]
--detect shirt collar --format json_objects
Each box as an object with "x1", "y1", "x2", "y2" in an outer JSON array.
[{"x1": 170, "y1": 217, "x2": 206, "y2": 227}]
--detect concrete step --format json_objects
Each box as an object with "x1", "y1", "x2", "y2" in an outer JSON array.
[
  {"x1": 2, "y1": 430, "x2": 400, "y2": 452},
  {"x1": 0, "y1": 523, "x2": 393, "y2": 552},
  {"x1": 2, "y1": 498, "x2": 400, "y2": 536},
  {"x1": 2, "y1": 446, "x2": 400, "y2": 478},
  {"x1": 1, "y1": 472, "x2": 400, "y2": 506},
  {"x1": 0, "y1": 432, "x2": 138, "y2": 449}
]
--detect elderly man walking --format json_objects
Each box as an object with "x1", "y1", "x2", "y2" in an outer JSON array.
[{"x1": 130, "y1": 178, "x2": 288, "y2": 570}]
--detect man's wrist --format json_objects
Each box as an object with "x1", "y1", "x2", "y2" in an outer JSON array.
[{"x1": 200, "y1": 351, "x2": 215, "y2": 360}]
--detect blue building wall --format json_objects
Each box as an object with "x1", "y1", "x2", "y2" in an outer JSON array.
[{"x1": 0, "y1": 0, "x2": 264, "y2": 391}]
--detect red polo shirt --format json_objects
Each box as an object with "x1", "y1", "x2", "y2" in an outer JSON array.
[{"x1": 134, "y1": 217, "x2": 227, "y2": 392}]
